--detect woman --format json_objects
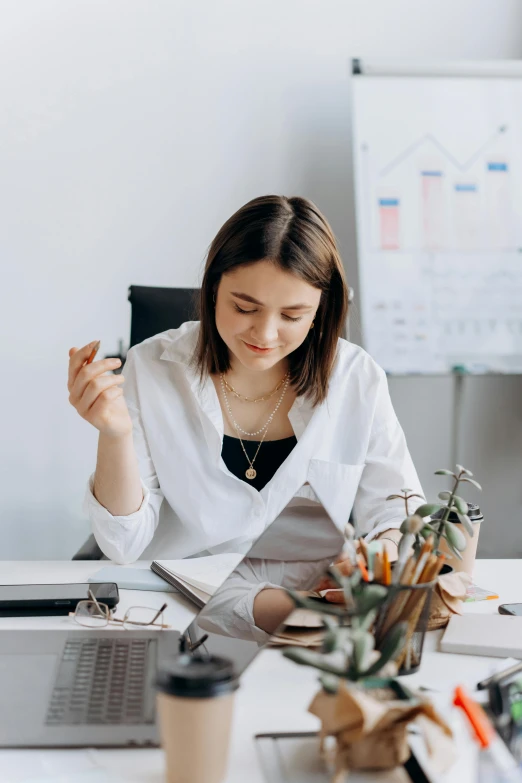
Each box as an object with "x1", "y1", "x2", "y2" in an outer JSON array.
[{"x1": 68, "y1": 195, "x2": 423, "y2": 639}]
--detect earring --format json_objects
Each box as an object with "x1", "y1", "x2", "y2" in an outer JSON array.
[{"x1": 310, "y1": 321, "x2": 314, "y2": 329}]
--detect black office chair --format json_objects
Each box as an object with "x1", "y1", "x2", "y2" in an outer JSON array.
[{"x1": 72, "y1": 286, "x2": 199, "y2": 560}]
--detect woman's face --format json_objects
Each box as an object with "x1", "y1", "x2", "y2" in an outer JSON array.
[{"x1": 215, "y1": 260, "x2": 321, "y2": 372}]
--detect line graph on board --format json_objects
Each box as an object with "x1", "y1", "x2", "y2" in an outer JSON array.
[
  {"x1": 364, "y1": 125, "x2": 517, "y2": 254},
  {"x1": 352, "y1": 76, "x2": 522, "y2": 374}
]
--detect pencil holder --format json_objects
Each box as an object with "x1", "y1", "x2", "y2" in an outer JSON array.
[{"x1": 375, "y1": 578, "x2": 437, "y2": 676}]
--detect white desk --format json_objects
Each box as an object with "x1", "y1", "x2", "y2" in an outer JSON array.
[{"x1": 0, "y1": 559, "x2": 518, "y2": 783}]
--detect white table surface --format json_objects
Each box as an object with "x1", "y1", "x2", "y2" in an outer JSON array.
[{"x1": 0, "y1": 559, "x2": 518, "y2": 783}]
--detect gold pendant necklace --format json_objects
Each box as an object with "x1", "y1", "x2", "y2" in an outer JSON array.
[{"x1": 220, "y1": 374, "x2": 290, "y2": 479}]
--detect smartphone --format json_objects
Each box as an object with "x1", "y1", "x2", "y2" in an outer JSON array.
[
  {"x1": 0, "y1": 582, "x2": 119, "y2": 617},
  {"x1": 499, "y1": 604, "x2": 522, "y2": 616}
]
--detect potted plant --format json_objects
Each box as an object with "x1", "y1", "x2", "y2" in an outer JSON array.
[
  {"x1": 282, "y1": 564, "x2": 453, "y2": 780},
  {"x1": 391, "y1": 464, "x2": 482, "y2": 574}
]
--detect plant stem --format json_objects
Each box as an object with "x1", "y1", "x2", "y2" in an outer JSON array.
[{"x1": 434, "y1": 472, "x2": 462, "y2": 548}]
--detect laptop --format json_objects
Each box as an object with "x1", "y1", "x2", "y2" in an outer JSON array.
[
  {"x1": 0, "y1": 507, "x2": 344, "y2": 747},
  {"x1": 0, "y1": 627, "x2": 179, "y2": 747}
]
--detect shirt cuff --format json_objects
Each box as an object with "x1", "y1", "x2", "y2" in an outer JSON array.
[
  {"x1": 364, "y1": 519, "x2": 403, "y2": 543},
  {"x1": 83, "y1": 473, "x2": 149, "y2": 530},
  {"x1": 232, "y1": 580, "x2": 281, "y2": 645}
]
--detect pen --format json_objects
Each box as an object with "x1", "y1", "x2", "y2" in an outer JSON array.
[
  {"x1": 86, "y1": 341, "x2": 100, "y2": 365},
  {"x1": 477, "y1": 661, "x2": 522, "y2": 691},
  {"x1": 454, "y1": 686, "x2": 522, "y2": 781}
]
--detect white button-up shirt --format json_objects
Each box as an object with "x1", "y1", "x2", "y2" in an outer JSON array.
[{"x1": 84, "y1": 321, "x2": 423, "y2": 567}]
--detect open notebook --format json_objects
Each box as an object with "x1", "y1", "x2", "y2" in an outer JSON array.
[{"x1": 151, "y1": 553, "x2": 244, "y2": 609}]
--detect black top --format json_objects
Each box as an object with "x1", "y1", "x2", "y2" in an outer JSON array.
[{"x1": 222, "y1": 434, "x2": 297, "y2": 492}]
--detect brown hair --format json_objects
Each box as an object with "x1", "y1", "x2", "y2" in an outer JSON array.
[{"x1": 194, "y1": 195, "x2": 349, "y2": 406}]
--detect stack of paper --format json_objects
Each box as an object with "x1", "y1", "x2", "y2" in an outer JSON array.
[
  {"x1": 151, "y1": 553, "x2": 244, "y2": 608},
  {"x1": 270, "y1": 608, "x2": 325, "y2": 648}
]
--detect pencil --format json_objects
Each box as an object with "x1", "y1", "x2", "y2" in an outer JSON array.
[
  {"x1": 373, "y1": 552, "x2": 383, "y2": 584},
  {"x1": 382, "y1": 549, "x2": 391, "y2": 586},
  {"x1": 357, "y1": 555, "x2": 369, "y2": 582},
  {"x1": 87, "y1": 341, "x2": 100, "y2": 365},
  {"x1": 358, "y1": 537, "x2": 369, "y2": 566}
]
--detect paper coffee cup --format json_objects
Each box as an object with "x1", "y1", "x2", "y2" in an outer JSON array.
[
  {"x1": 156, "y1": 654, "x2": 239, "y2": 783},
  {"x1": 432, "y1": 503, "x2": 483, "y2": 577}
]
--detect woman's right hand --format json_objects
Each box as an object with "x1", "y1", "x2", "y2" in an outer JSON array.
[{"x1": 68, "y1": 341, "x2": 133, "y2": 438}]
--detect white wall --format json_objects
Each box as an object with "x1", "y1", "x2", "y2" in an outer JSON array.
[{"x1": 1, "y1": 0, "x2": 522, "y2": 558}]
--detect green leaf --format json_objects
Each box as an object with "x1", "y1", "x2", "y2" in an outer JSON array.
[
  {"x1": 415, "y1": 503, "x2": 442, "y2": 518},
  {"x1": 400, "y1": 488, "x2": 413, "y2": 494},
  {"x1": 320, "y1": 673, "x2": 340, "y2": 694},
  {"x1": 434, "y1": 469, "x2": 455, "y2": 476},
  {"x1": 322, "y1": 615, "x2": 338, "y2": 633},
  {"x1": 398, "y1": 533, "x2": 414, "y2": 559},
  {"x1": 353, "y1": 631, "x2": 375, "y2": 673},
  {"x1": 443, "y1": 538, "x2": 463, "y2": 561},
  {"x1": 322, "y1": 630, "x2": 338, "y2": 653},
  {"x1": 452, "y1": 496, "x2": 469, "y2": 515},
  {"x1": 456, "y1": 465, "x2": 473, "y2": 476},
  {"x1": 285, "y1": 591, "x2": 353, "y2": 618},
  {"x1": 444, "y1": 521, "x2": 467, "y2": 551},
  {"x1": 438, "y1": 491, "x2": 452, "y2": 501},
  {"x1": 353, "y1": 585, "x2": 388, "y2": 616},
  {"x1": 359, "y1": 608, "x2": 378, "y2": 632},
  {"x1": 457, "y1": 513, "x2": 474, "y2": 537},
  {"x1": 420, "y1": 525, "x2": 435, "y2": 539},
  {"x1": 462, "y1": 477, "x2": 482, "y2": 491},
  {"x1": 283, "y1": 648, "x2": 347, "y2": 676},
  {"x1": 362, "y1": 623, "x2": 407, "y2": 677},
  {"x1": 387, "y1": 494, "x2": 404, "y2": 501},
  {"x1": 326, "y1": 566, "x2": 344, "y2": 588}
]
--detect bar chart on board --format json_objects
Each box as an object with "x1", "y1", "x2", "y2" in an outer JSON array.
[{"x1": 352, "y1": 74, "x2": 522, "y2": 374}]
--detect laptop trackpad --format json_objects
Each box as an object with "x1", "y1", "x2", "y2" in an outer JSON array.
[{"x1": 0, "y1": 654, "x2": 56, "y2": 740}]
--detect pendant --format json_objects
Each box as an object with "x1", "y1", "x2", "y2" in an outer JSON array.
[{"x1": 245, "y1": 467, "x2": 257, "y2": 480}]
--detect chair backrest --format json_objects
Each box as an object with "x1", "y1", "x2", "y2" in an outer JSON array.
[{"x1": 128, "y1": 286, "x2": 200, "y2": 348}]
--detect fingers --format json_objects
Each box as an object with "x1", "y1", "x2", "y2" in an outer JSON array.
[
  {"x1": 69, "y1": 355, "x2": 122, "y2": 397},
  {"x1": 74, "y1": 373, "x2": 125, "y2": 415},
  {"x1": 334, "y1": 558, "x2": 354, "y2": 577},
  {"x1": 67, "y1": 341, "x2": 105, "y2": 391}
]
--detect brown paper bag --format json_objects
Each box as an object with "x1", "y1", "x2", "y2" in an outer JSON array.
[
  {"x1": 308, "y1": 681, "x2": 454, "y2": 780},
  {"x1": 427, "y1": 571, "x2": 471, "y2": 630}
]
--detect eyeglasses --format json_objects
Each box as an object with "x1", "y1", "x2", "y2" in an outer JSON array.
[{"x1": 69, "y1": 589, "x2": 171, "y2": 631}]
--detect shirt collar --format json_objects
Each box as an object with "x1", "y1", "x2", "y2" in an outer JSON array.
[
  {"x1": 159, "y1": 319, "x2": 318, "y2": 438},
  {"x1": 159, "y1": 321, "x2": 200, "y2": 366}
]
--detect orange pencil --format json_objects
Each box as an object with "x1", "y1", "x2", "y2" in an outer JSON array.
[
  {"x1": 382, "y1": 549, "x2": 391, "y2": 586},
  {"x1": 86, "y1": 341, "x2": 100, "y2": 365},
  {"x1": 357, "y1": 555, "x2": 369, "y2": 582}
]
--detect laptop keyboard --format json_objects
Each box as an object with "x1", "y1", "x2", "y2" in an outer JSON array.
[{"x1": 45, "y1": 636, "x2": 158, "y2": 726}]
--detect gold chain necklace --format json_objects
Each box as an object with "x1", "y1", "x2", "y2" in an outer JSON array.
[
  {"x1": 220, "y1": 374, "x2": 290, "y2": 479},
  {"x1": 222, "y1": 373, "x2": 288, "y2": 403}
]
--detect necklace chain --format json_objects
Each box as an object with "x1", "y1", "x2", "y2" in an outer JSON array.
[
  {"x1": 222, "y1": 374, "x2": 287, "y2": 403},
  {"x1": 220, "y1": 374, "x2": 289, "y2": 437},
  {"x1": 219, "y1": 373, "x2": 290, "y2": 480}
]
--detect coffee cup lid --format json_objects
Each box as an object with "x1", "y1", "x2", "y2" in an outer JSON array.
[
  {"x1": 431, "y1": 502, "x2": 483, "y2": 523},
  {"x1": 156, "y1": 654, "x2": 239, "y2": 698}
]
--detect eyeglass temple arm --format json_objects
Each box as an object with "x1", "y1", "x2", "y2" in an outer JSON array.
[
  {"x1": 87, "y1": 589, "x2": 106, "y2": 613},
  {"x1": 150, "y1": 602, "x2": 168, "y2": 624}
]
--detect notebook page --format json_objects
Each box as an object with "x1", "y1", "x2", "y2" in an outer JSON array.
[{"x1": 155, "y1": 553, "x2": 243, "y2": 595}]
